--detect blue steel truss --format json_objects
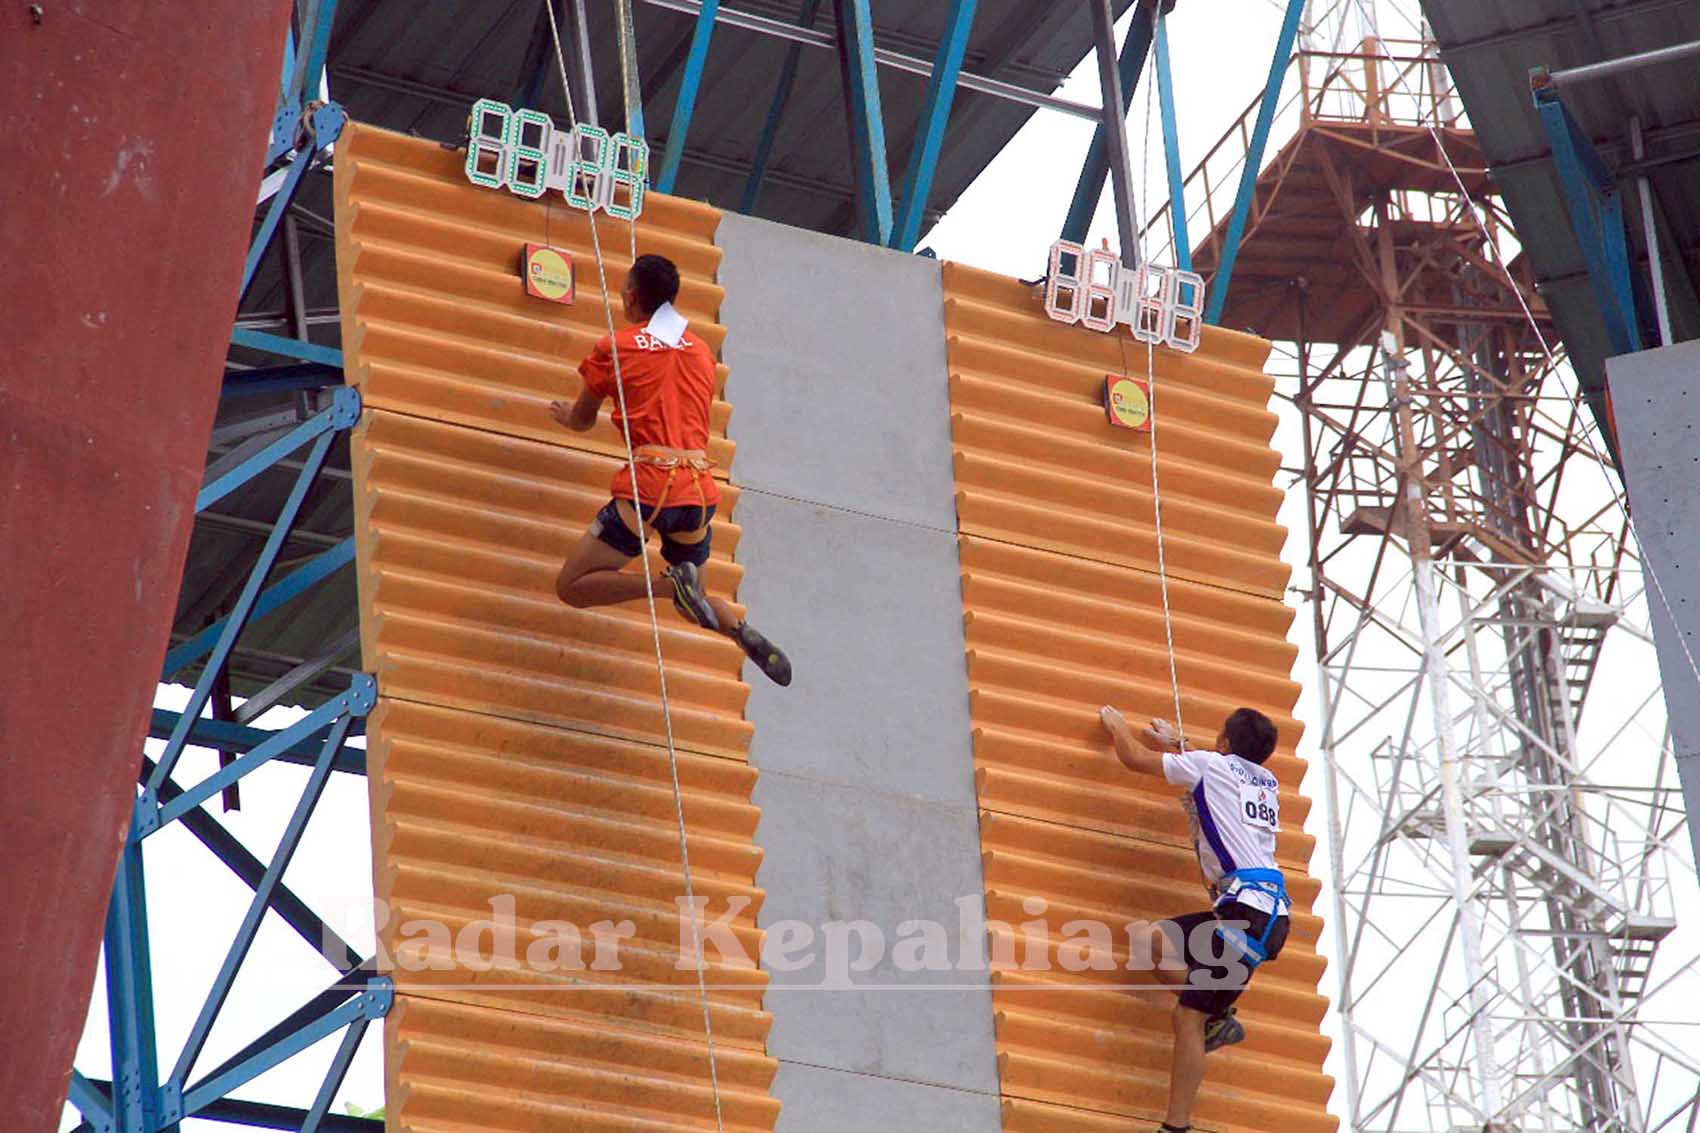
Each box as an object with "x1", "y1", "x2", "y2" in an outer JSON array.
[
  {"x1": 834, "y1": 0, "x2": 894, "y2": 246},
  {"x1": 1203, "y1": 0, "x2": 1304, "y2": 325},
  {"x1": 67, "y1": 5, "x2": 389, "y2": 1131},
  {"x1": 889, "y1": 0, "x2": 978, "y2": 252}
]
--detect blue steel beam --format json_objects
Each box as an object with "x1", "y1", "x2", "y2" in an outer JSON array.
[
  {"x1": 240, "y1": 147, "x2": 317, "y2": 299},
  {"x1": 834, "y1": 0, "x2": 894, "y2": 244},
  {"x1": 1061, "y1": 3, "x2": 1155, "y2": 245},
  {"x1": 290, "y1": 0, "x2": 341, "y2": 107},
  {"x1": 139, "y1": 752, "x2": 363, "y2": 970},
  {"x1": 889, "y1": 0, "x2": 977, "y2": 251},
  {"x1": 66, "y1": 1071, "x2": 113, "y2": 1133},
  {"x1": 241, "y1": 102, "x2": 343, "y2": 302},
  {"x1": 1533, "y1": 84, "x2": 1643, "y2": 355},
  {"x1": 740, "y1": 0, "x2": 823, "y2": 214},
  {"x1": 103, "y1": 844, "x2": 161, "y2": 1133},
  {"x1": 1154, "y1": 11, "x2": 1190, "y2": 271},
  {"x1": 71, "y1": 1092, "x2": 382, "y2": 1133},
  {"x1": 230, "y1": 327, "x2": 345, "y2": 367},
  {"x1": 301, "y1": 1018, "x2": 370, "y2": 1133},
  {"x1": 146, "y1": 675, "x2": 375, "y2": 834},
  {"x1": 181, "y1": 979, "x2": 393, "y2": 1119},
  {"x1": 171, "y1": 713, "x2": 356, "y2": 1085},
  {"x1": 162, "y1": 535, "x2": 355, "y2": 680},
  {"x1": 195, "y1": 387, "x2": 357, "y2": 513},
  {"x1": 222, "y1": 362, "x2": 343, "y2": 398},
  {"x1": 657, "y1": 0, "x2": 721, "y2": 192},
  {"x1": 148, "y1": 429, "x2": 338, "y2": 793},
  {"x1": 147, "y1": 709, "x2": 367, "y2": 774},
  {"x1": 1204, "y1": 0, "x2": 1304, "y2": 324}
]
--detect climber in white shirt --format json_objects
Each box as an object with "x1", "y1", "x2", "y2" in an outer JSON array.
[{"x1": 1100, "y1": 704, "x2": 1292, "y2": 1133}]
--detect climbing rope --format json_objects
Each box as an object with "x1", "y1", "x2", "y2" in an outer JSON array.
[{"x1": 542, "y1": 6, "x2": 729, "y2": 1128}]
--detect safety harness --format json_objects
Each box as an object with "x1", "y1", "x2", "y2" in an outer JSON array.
[
  {"x1": 615, "y1": 445, "x2": 715, "y2": 536},
  {"x1": 1213, "y1": 867, "x2": 1291, "y2": 969}
]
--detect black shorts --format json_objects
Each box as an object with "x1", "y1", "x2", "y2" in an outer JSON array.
[
  {"x1": 1161, "y1": 900, "x2": 1289, "y2": 1017},
  {"x1": 590, "y1": 499, "x2": 715, "y2": 567}
]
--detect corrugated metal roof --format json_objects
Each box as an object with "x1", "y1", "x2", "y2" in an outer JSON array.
[
  {"x1": 1420, "y1": 0, "x2": 1700, "y2": 437},
  {"x1": 940, "y1": 263, "x2": 1337, "y2": 1131},
  {"x1": 324, "y1": 0, "x2": 1130, "y2": 237}
]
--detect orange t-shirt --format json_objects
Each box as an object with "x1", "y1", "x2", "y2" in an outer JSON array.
[{"x1": 578, "y1": 323, "x2": 721, "y2": 509}]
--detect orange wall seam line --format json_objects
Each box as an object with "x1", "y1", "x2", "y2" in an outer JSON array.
[
  {"x1": 333, "y1": 122, "x2": 777, "y2": 1131},
  {"x1": 940, "y1": 263, "x2": 1337, "y2": 1133}
]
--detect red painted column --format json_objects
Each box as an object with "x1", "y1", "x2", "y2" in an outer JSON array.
[{"x1": 0, "y1": 3, "x2": 293, "y2": 1127}]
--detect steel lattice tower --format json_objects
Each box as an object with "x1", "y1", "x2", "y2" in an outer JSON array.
[{"x1": 1149, "y1": 4, "x2": 1700, "y2": 1128}]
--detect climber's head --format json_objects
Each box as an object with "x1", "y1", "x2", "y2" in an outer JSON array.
[
  {"x1": 623, "y1": 254, "x2": 681, "y2": 322},
  {"x1": 1218, "y1": 707, "x2": 1277, "y2": 764}
]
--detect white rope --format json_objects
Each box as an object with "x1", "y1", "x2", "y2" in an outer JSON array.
[{"x1": 543, "y1": 7, "x2": 729, "y2": 1128}]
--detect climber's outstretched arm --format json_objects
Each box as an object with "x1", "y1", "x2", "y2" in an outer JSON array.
[
  {"x1": 1100, "y1": 706, "x2": 1177, "y2": 777},
  {"x1": 550, "y1": 387, "x2": 605, "y2": 433}
]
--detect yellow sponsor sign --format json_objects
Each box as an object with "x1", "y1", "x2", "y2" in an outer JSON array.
[
  {"x1": 520, "y1": 243, "x2": 575, "y2": 304},
  {"x1": 1103, "y1": 374, "x2": 1152, "y2": 431}
]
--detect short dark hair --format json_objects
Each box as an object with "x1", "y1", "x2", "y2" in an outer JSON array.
[
  {"x1": 1223, "y1": 707, "x2": 1278, "y2": 763},
  {"x1": 628, "y1": 254, "x2": 680, "y2": 313}
]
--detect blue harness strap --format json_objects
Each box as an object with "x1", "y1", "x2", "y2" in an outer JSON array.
[{"x1": 1212, "y1": 867, "x2": 1289, "y2": 969}]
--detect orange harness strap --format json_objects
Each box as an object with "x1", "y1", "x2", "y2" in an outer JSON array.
[{"x1": 616, "y1": 446, "x2": 715, "y2": 535}]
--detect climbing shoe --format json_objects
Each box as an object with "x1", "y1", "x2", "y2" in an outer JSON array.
[
  {"x1": 664, "y1": 562, "x2": 719, "y2": 631},
  {"x1": 1157, "y1": 1125, "x2": 1192, "y2": 1133},
  {"x1": 1203, "y1": 1007, "x2": 1245, "y2": 1053},
  {"x1": 732, "y1": 620, "x2": 792, "y2": 687}
]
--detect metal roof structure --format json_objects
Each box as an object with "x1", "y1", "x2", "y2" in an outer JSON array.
[
  {"x1": 190, "y1": 0, "x2": 1136, "y2": 709},
  {"x1": 1420, "y1": 0, "x2": 1700, "y2": 442}
]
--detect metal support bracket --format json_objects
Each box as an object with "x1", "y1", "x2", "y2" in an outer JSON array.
[
  {"x1": 242, "y1": 103, "x2": 345, "y2": 302},
  {"x1": 1531, "y1": 80, "x2": 1644, "y2": 356}
]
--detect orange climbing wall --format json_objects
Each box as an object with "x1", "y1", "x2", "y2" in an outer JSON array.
[
  {"x1": 333, "y1": 122, "x2": 777, "y2": 1130},
  {"x1": 941, "y1": 264, "x2": 1335, "y2": 1132}
]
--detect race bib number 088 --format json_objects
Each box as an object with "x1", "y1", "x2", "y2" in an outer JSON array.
[{"x1": 1238, "y1": 782, "x2": 1280, "y2": 832}]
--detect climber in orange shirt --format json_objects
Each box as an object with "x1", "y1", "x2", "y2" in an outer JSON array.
[{"x1": 549, "y1": 253, "x2": 791, "y2": 687}]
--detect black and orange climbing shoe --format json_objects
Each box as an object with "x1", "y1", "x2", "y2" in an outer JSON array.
[
  {"x1": 732, "y1": 620, "x2": 792, "y2": 687},
  {"x1": 1203, "y1": 1007, "x2": 1245, "y2": 1053},
  {"x1": 664, "y1": 562, "x2": 719, "y2": 631},
  {"x1": 1157, "y1": 1124, "x2": 1192, "y2": 1133}
]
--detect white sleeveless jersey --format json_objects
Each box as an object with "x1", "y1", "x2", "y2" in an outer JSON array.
[{"x1": 1162, "y1": 748, "x2": 1285, "y2": 915}]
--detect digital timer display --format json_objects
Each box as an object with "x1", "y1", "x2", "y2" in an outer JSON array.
[
  {"x1": 1044, "y1": 239, "x2": 1206, "y2": 353},
  {"x1": 464, "y1": 98, "x2": 649, "y2": 221}
]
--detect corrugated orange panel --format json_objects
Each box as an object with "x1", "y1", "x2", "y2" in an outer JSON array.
[
  {"x1": 334, "y1": 122, "x2": 776, "y2": 1131},
  {"x1": 942, "y1": 262, "x2": 1336, "y2": 1133}
]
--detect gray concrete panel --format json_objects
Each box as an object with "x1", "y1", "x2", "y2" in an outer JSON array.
[
  {"x1": 717, "y1": 211, "x2": 957, "y2": 531},
  {"x1": 719, "y1": 218, "x2": 996, "y2": 1122},
  {"x1": 1606, "y1": 338, "x2": 1700, "y2": 872},
  {"x1": 733, "y1": 489, "x2": 978, "y2": 808},
  {"x1": 751, "y1": 769, "x2": 997, "y2": 1094},
  {"x1": 771, "y1": 1061, "x2": 1002, "y2": 1133}
]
